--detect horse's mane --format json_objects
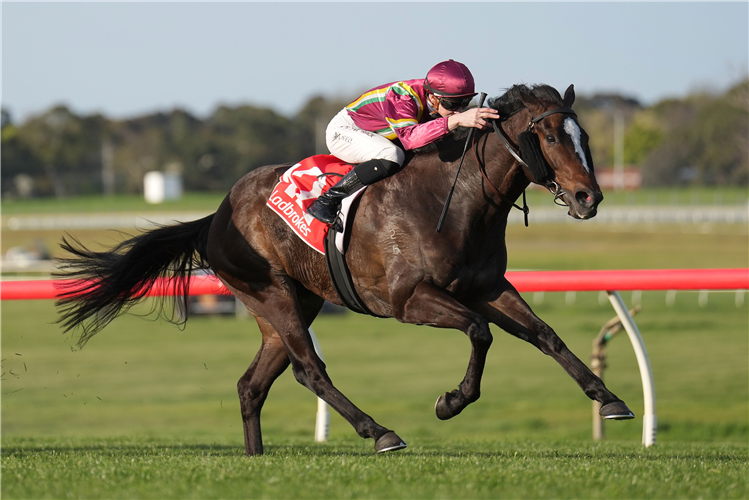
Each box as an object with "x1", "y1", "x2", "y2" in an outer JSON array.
[
  {"x1": 487, "y1": 84, "x2": 563, "y2": 118},
  {"x1": 412, "y1": 83, "x2": 563, "y2": 157}
]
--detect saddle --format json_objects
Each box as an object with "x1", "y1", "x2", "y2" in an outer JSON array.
[{"x1": 266, "y1": 155, "x2": 381, "y2": 317}]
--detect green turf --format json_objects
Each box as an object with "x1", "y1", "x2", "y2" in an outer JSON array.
[
  {"x1": 505, "y1": 223, "x2": 748, "y2": 270},
  {"x1": 2, "y1": 291, "x2": 747, "y2": 498},
  {"x1": 1, "y1": 187, "x2": 747, "y2": 216},
  {"x1": 2, "y1": 437, "x2": 746, "y2": 499},
  {"x1": 0, "y1": 193, "x2": 224, "y2": 216}
]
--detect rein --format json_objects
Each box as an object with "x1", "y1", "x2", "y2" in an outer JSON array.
[{"x1": 471, "y1": 135, "x2": 530, "y2": 227}]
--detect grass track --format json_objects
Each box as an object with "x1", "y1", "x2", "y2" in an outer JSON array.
[
  {"x1": 2, "y1": 292, "x2": 747, "y2": 499},
  {"x1": 1, "y1": 438, "x2": 746, "y2": 499},
  {"x1": 1, "y1": 187, "x2": 747, "y2": 216}
]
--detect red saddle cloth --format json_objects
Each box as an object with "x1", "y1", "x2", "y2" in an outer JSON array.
[{"x1": 266, "y1": 155, "x2": 353, "y2": 255}]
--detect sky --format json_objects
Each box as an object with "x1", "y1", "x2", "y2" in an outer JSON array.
[{"x1": 2, "y1": 1, "x2": 748, "y2": 123}]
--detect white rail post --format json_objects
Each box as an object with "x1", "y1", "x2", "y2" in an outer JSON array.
[
  {"x1": 308, "y1": 328, "x2": 330, "y2": 442},
  {"x1": 607, "y1": 291, "x2": 657, "y2": 447}
]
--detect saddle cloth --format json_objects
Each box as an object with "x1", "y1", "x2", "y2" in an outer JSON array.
[
  {"x1": 267, "y1": 154, "x2": 378, "y2": 317},
  {"x1": 266, "y1": 155, "x2": 364, "y2": 255}
]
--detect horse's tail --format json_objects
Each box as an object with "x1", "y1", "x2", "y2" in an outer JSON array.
[{"x1": 55, "y1": 214, "x2": 215, "y2": 348}]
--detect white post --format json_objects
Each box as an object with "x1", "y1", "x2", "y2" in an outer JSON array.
[
  {"x1": 308, "y1": 328, "x2": 330, "y2": 442},
  {"x1": 613, "y1": 111, "x2": 625, "y2": 192},
  {"x1": 607, "y1": 291, "x2": 657, "y2": 447}
]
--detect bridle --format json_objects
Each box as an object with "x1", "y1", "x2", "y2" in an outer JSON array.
[
  {"x1": 471, "y1": 138, "x2": 531, "y2": 226},
  {"x1": 492, "y1": 107, "x2": 578, "y2": 208},
  {"x1": 468, "y1": 106, "x2": 579, "y2": 226}
]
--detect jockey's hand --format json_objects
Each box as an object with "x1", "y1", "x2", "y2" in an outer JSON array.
[{"x1": 448, "y1": 107, "x2": 500, "y2": 131}]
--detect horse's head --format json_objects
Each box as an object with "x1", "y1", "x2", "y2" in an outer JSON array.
[{"x1": 513, "y1": 84, "x2": 603, "y2": 219}]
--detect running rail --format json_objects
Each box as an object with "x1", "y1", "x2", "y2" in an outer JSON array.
[
  {"x1": 3, "y1": 268, "x2": 746, "y2": 300},
  {"x1": 2, "y1": 268, "x2": 748, "y2": 447}
]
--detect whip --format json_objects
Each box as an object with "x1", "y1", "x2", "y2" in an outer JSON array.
[{"x1": 436, "y1": 92, "x2": 487, "y2": 233}]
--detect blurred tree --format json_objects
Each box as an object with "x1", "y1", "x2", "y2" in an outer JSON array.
[
  {"x1": 574, "y1": 93, "x2": 642, "y2": 168},
  {"x1": 295, "y1": 95, "x2": 351, "y2": 154},
  {"x1": 2, "y1": 85, "x2": 744, "y2": 198},
  {"x1": 691, "y1": 82, "x2": 748, "y2": 185},
  {"x1": 198, "y1": 105, "x2": 310, "y2": 191},
  {"x1": 623, "y1": 111, "x2": 663, "y2": 165},
  {"x1": 642, "y1": 79, "x2": 748, "y2": 186},
  {"x1": 2, "y1": 108, "x2": 44, "y2": 198},
  {"x1": 3, "y1": 106, "x2": 106, "y2": 197}
]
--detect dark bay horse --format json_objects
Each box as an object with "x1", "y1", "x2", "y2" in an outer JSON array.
[{"x1": 57, "y1": 83, "x2": 634, "y2": 456}]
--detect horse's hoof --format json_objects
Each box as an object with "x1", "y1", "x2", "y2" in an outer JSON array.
[
  {"x1": 435, "y1": 392, "x2": 466, "y2": 420},
  {"x1": 600, "y1": 401, "x2": 635, "y2": 420},
  {"x1": 375, "y1": 431, "x2": 407, "y2": 453},
  {"x1": 435, "y1": 394, "x2": 454, "y2": 420}
]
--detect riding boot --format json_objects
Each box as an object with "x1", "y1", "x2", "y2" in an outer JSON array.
[{"x1": 306, "y1": 168, "x2": 366, "y2": 224}]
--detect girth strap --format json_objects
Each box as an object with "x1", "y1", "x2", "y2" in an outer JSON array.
[{"x1": 324, "y1": 224, "x2": 385, "y2": 318}]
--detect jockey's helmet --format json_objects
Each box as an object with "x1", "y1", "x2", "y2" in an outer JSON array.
[{"x1": 424, "y1": 60, "x2": 477, "y2": 98}]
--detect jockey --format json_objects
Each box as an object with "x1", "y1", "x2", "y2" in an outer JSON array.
[{"x1": 306, "y1": 59, "x2": 500, "y2": 225}]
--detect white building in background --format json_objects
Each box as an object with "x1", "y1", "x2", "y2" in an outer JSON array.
[{"x1": 144, "y1": 171, "x2": 182, "y2": 204}]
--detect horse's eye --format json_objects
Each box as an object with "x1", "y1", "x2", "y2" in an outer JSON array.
[{"x1": 546, "y1": 135, "x2": 556, "y2": 144}]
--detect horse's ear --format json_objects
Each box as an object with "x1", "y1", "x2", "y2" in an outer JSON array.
[{"x1": 563, "y1": 84, "x2": 575, "y2": 108}]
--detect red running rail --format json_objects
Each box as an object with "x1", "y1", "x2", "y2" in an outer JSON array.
[
  {"x1": 507, "y1": 268, "x2": 748, "y2": 292},
  {"x1": 1, "y1": 276, "x2": 228, "y2": 301},
  {"x1": 1, "y1": 269, "x2": 747, "y2": 301}
]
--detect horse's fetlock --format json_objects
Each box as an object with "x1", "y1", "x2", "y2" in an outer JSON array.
[
  {"x1": 467, "y1": 323, "x2": 493, "y2": 346},
  {"x1": 479, "y1": 331, "x2": 493, "y2": 347},
  {"x1": 466, "y1": 388, "x2": 480, "y2": 403}
]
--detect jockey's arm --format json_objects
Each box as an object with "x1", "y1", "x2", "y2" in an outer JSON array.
[{"x1": 447, "y1": 107, "x2": 500, "y2": 131}]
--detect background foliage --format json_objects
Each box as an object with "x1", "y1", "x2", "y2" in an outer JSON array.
[{"x1": 3, "y1": 79, "x2": 747, "y2": 199}]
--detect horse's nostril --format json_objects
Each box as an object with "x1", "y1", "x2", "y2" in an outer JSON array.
[{"x1": 576, "y1": 191, "x2": 593, "y2": 206}]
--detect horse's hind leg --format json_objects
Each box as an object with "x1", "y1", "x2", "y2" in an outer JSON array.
[
  {"x1": 231, "y1": 280, "x2": 405, "y2": 454},
  {"x1": 235, "y1": 286, "x2": 324, "y2": 456},
  {"x1": 237, "y1": 315, "x2": 290, "y2": 456},
  {"x1": 268, "y1": 306, "x2": 406, "y2": 452},
  {"x1": 477, "y1": 281, "x2": 634, "y2": 420}
]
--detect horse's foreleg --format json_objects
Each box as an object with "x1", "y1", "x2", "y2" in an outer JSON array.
[
  {"x1": 238, "y1": 316, "x2": 290, "y2": 456},
  {"x1": 395, "y1": 281, "x2": 493, "y2": 420},
  {"x1": 476, "y1": 280, "x2": 634, "y2": 419}
]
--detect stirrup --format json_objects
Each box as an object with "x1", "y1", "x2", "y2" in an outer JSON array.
[
  {"x1": 306, "y1": 169, "x2": 365, "y2": 225},
  {"x1": 306, "y1": 194, "x2": 342, "y2": 224}
]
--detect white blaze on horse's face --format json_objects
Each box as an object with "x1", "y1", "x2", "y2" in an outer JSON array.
[{"x1": 563, "y1": 117, "x2": 590, "y2": 173}]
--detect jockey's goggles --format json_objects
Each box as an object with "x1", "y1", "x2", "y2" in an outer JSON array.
[{"x1": 436, "y1": 95, "x2": 473, "y2": 111}]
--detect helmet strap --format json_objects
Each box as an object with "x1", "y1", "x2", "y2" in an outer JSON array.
[{"x1": 425, "y1": 93, "x2": 440, "y2": 117}]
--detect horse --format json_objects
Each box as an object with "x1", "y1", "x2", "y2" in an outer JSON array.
[{"x1": 56, "y1": 83, "x2": 634, "y2": 456}]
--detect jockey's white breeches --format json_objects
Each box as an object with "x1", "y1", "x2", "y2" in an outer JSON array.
[{"x1": 326, "y1": 109, "x2": 406, "y2": 166}]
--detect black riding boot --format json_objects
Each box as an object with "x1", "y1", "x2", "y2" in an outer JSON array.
[{"x1": 306, "y1": 168, "x2": 366, "y2": 224}]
